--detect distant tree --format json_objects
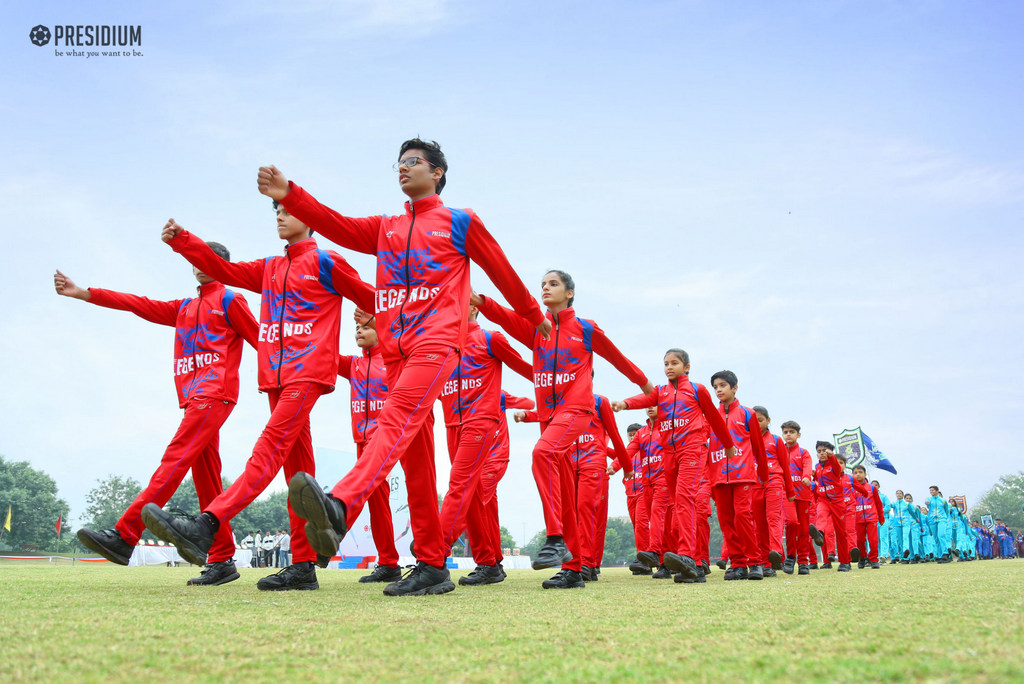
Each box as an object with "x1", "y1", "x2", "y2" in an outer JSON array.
[
  {"x1": 0, "y1": 455, "x2": 70, "y2": 550},
  {"x1": 499, "y1": 525, "x2": 516, "y2": 551},
  {"x1": 228, "y1": 490, "x2": 290, "y2": 540},
  {"x1": 602, "y1": 517, "x2": 635, "y2": 565},
  {"x1": 82, "y1": 475, "x2": 142, "y2": 530},
  {"x1": 970, "y1": 472, "x2": 1024, "y2": 531},
  {"x1": 521, "y1": 529, "x2": 547, "y2": 559}
]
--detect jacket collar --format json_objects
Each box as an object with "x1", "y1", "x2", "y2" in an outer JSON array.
[
  {"x1": 404, "y1": 194, "x2": 443, "y2": 215},
  {"x1": 196, "y1": 281, "x2": 222, "y2": 297},
  {"x1": 284, "y1": 236, "x2": 318, "y2": 257},
  {"x1": 546, "y1": 306, "x2": 576, "y2": 324}
]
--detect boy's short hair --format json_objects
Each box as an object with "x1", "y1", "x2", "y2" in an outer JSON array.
[
  {"x1": 272, "y1": 200, "x2": 313, "y2": 235},
  {"x1": 780, "y1": 420, "x2": 801, "y2": 432},
  {"x1": 753, "y1": 405, "x2": 769, "y2": 419},
  {"x1": 816, "y1": 440, "x2": 835, "y2": 451},
  {"x1": 852, "y1": 464, "x2": 866, "y2": 474},
  {"x1": 399, "y1": 138, "x2": 448, "y2": 193},
  {"x1": 206, "y1": 241, "x2": 230, "y2": 261},
  {"x1": 665, "y1": 348, "x2": 689, "y2": 365},
  {"x1": 835, "y1": 454, "x2": 847, "y2": 464},
  {"x1": 710, "y1": 370, "x2": 738, "y2": 388},
  {"x1": 627, "y1": 423, "x2": 642, "y2": 433}
]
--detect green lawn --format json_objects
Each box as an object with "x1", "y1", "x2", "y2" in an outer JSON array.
[{"x1": 1, "y1": 559, "x2": 1021, "y2": 682}]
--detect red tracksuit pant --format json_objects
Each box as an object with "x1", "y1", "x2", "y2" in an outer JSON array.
[
  {"x1": 592, "y1": 469, "x2": 610, "y2": 567},
  {"x1": 626, "y1": 490, "x2": 649, "y2": 553},
  {"x1": 330, "y1": 345, "x2": 458, "y2": 568},
  {"x1": 571, "y1": 450, "x2": 607, "y2": 569},
  {"x1": 117, "y1": 397, "x2": 236, "y2": 563},
  {"x1": 649, "y1": 456, "x2": 678, "y2": 561},
  {"x1": 696, "y1": 481, "x2": 712, "y2": 565},
  {"x1": 751, "y1": 479, "x2": 786, "y2": 566},
  {"x1": 713, "y1": 482, "x2": 757, "y2": 569},
  {"x1": 784, "y1": 499, "x2": 813, "y2": 564},
  {"x1": 532, "y1": 409, "x2": 590, "y2": 569},
  {"x1": 856, "y1": 520, "x2": 879, "y2": 562},
  {"x1": 354, "y1": 442, "x2": 399, "y2": 567},
  {"x1": 465, "y1": 449, "x2": 510, "y2": 566},
  {"x1": 670, "y1": 443, "x2": 707, "y2": 562},
  {"x1": 819, "y1": 496, "x2": 851, "y2": 564},
  {"x1": 207, "y1": 382, "x2": 325, "y2": 564},
  {"x1": 441, "y1": 420, "x2": 498, "y2": 553}
]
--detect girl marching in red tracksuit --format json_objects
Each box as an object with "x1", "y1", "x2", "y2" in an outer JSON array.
[
  {"x1": 336, "y1": 312, "x2": 400, "y2": 584},
  {"x1": 474, "y1": 269, "x2": 650, "y2": 589},
  {"x1": 518, "y1": 394, "x2": 629, "y2": 582},
  {"x1": 614, "y1": 418, "x2": 655, "y2": 575},
  {"x1": 779, "y1": 420, "x2": 814, "y2": 575},
  {"x1": 265, "y1": 139, "x2": 546, "y2": 597},
  {"x1": 751, "y1": 406, "x2": 796, "y2": 576},
  {"x1": 458, "y1": 391, "x2": 535, "y2": 586},
  {"x1": 437, "y1": 305, "x2": 532, "y2": 580},
  {"x1": 54, "y1": 255, "x2": 257, "y2": 587},
  {"x1": 707, "y1": 370, "x2": 769, "y2": 580},
  {"x1": 143, "y1": 208, "x2": 375, "y2": 592},
  {"x1": 612, "y1": 349, "x2": 735, "y2": 583},
  {"x1": 812, "y1": 441, "x2": 856, "y2": 571}
]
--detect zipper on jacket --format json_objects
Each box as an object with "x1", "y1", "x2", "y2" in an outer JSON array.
[
  {"x1": 278, "y1": 253, "x2": 293, "y2": 388},
  {"x1": 395, "y1": 204, "x2": 416, "y2": 359},
  {"x1": 189, "y1": 289, "x2": 203, "y2": 395},
  {"x1": 362, "y1": 351, "x2": 371, "y2": 442},
  {"x1": 550, "y1": 315, "x2": 560, "y2": 411}
]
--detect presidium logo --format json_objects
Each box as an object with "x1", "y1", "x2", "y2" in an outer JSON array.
[{"x1": 29, "y1": 24, "x2": 143, "y2": 58}]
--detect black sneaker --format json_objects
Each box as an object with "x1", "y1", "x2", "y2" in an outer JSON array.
[
  {"x1": 809, "y1": 563, "x2": 819, "y2": 570},
  {"x1": 747, "y1": 565, "x2": 764, "y2": 580},
  {"x1": 459, "y1": 564, "x2": 505, "y2": 586},
  {"x1": 315, "y1": 554, "x2": 331, "y2": 569},
  {"x1": 821, "y1": 562, "x2": 833, "y2": 569},
  {"x1": 858, "y1": 559, "x2": 866, "y2": 569},
  {"x1": 187, "y1": 560, "x2": 240, "y2": 586},
  {"x1": 140, "y1": 503, "x2": 214, "y2": 567},
  {"x1": 581, "y1": 565, "x2": 595, "y2": 581},
  {"x1": 541, "y1": 568, "x2": 585, "y2": 589},
  {"x1": 837, "y1": 563, "x2": 851, "y2": 572},
  {"x1": 762, "y1": 566, "x2": 777, "y2": 578},
  {"x1": 850, "y1": 547, "x2": 861, "y2": 563},
  {"x1": 768, "y1": 550, "x2": 783, "y2": 570},
  {"x1": 903, "y1": 549, "x2": 911, "y2": 559},
  {"x1": 636, "y1": 550, "x2": 660, "y2": 568},
  {"x1": 733, "y1": 566, "x2": 749, "y2": 580},
  {"x1": 652, "y1": 565, "x2": 672, "y2": 579},
  {"x1": 663, "y1": 552, "x2": 699, "y2": 580},
  {"x1": 77, "y1": 527, "x2": 134, "y2": 566},
  {"x1": 384, "y1": 561, "x2": 455, "y2": 596},
  {"x1": 798, "y1": 564, "x2": 810, "y2": 575},
  {"x1": 256, "y1": 562, "x2": 318, "y2": 591},
  {"x1": 716, "y1": 558, "x2": 728, "y2": 570},
  {"x1": 782, "y1": 556, "x2": 796, "y2": 575},
  {"x1": 809, "y1": 524, "x2": 825, "y2": 546},
  {"x1": 870, "y1": 561, "x2": 880, "y2": 569},
  {"x1": 359, "y1": 564, "x2": 402, "y2": 583},
  {"x1": 675, "y1": 571, "x2": 707, "y2": 584},
  {"x1": 287, "y1": 473, "x2": 347, "y2": 559},
  {"x1": 532, "y1": 539, "x2": 573, "y2": 570},
  {"x1": 723, "y1": 567, "x2": 738, "y2": 581},
  {"x1": 630, "y1": 565, "x2": 653, "y2": 575},
  {"x1": 828, "y1": 554, "x2": 838, "y2": 563}
]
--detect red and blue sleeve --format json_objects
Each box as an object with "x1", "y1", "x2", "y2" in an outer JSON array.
[
  {"x1": 225, "y1": 290, "x2": 260, "y2": 350},
  {"x1": 281, "y1": 182, "x2": 381, "y2": 255},
  {"x1": 488, "y1": 330, "x2": 532, "y2": 382},
  {"x1": 464, "y1": 213, "x2": 545, "y2": 328},
  {"x1": 589, "y1": 322, "x2": 649, "y2": 389},
  {"x1": 337, "y1": 355, "x2": 356, "y2": 379},
  {"x1": 476, "y1": 295, "x2": 536, "y2": 348},
  {"x1": 622, "y1": 389, "x2": 658, "y2": 410},
  {"x1": 321, "y1": 252, "x2": 375, "y2": 312},
  {"x1": 698, "y1": 386, "x2": 735, "y2": 449},
  {"x1": 597, "y1": 396, "x2": 631, "y2": 473},
  {"x1": 775, "y1": 435, "x2": 796, "y2": 498},
  {"x1": 87, "y1": 288, "x2": 180, "y2": 327},
  {"x1": 168, "y1": 230, "x2": 265, "y2": 293},
  {"x1": 747, "y1": 412, "x2": 769, "y2": 484}
]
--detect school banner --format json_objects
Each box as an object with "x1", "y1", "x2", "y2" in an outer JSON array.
[
  {"x1": 981, "y1": 514, "x2": 995, "y2": 531},
  {"x1": 833, "y1": 427, "x2": 897, "y2": 474},
  {"x1": 950, "y1": 495, "x2": 967, "y2": 514}
]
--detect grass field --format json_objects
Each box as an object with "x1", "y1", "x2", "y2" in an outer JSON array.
[{"x1": 1, "y1": 559, "x2": 1022, "y2": 682}]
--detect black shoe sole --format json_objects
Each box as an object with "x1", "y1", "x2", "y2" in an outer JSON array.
[
  {"x1": 768, "y1": 550, "x2": 783, "y2": 570},
  {"x1": 256, "y1": 580, "x2": 319, "y2": 591},
  {"x1": 541, "y1": 580, "x2": 586, "y2": 589},
  {"x1": 458, "y1": 574, "x2": 505, "y2": 586},
  {"x1": 383, "y1": 579, "x2": 456, "y2": 596},
  {"x1": 359, "y1": 571, "x2": 403, "y2": 584},
  {"x1": 288, "y1": 473, "x2": 345, "y2": 559},
  {"x1": 663, "y1": 553, "x2": 699, "y2": 579},
  {"x1": 850, "y1": 548, "x2": 861, "y2": 563},
  {"x1": 140, "y1": 503, "x2": 208, "y2": 567},
  {"x1": 76, "y1": 529, "x2": 131, "y2": 566},
  {"x1": 187, "y1": 569, "x2": 240, "y2": 586},
  {"x1": 809, "y1": 524, "x2": 825, "y2": 546},
  {"x1": 531, "y1": 546, "x2": 573, "y2": 570},
  {"x1": 636, "y1": 551, "x2": 660, "y2": 568}
]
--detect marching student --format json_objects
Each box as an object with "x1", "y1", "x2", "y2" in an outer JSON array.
[
  {"x1": 263, "y1": 139, "x2": 546, "y2": 597},
  {"x1": 336, "y1": 311, "x2": 400, "y2": 584},
  {"x1": 751, "y1": 406, "x2": 796, "y2": 577},
  {"x1": 611, "y1": 349, "x2": 735, "y2": 582},
  {"x1": 614, "y1": 420, "x2": 654, "y2": 576},
  {"x1": 55, "y1": 253, "x2": 258, "y2": 587},
  {"x1": 851, "y1": 465, "x2": 885, "y2": 569},
  {"x1": 780, "y1": 420, "x2": 814, "y2": 575},
  {"x1": 926, "y1": 486, "x2": 952, "y2": 562},
  {"x1": 474, "y1": 270, "x2": 650, "y2": 589},
  {"x1": 706, "y1": 371, "x2": 769, "y2": 581},
  {"x1": 812, "y1": 441, "x2": 854, "y2": 572},
  {"x1": 142, "y1": 204, "x2": 375, "y2": 591}
]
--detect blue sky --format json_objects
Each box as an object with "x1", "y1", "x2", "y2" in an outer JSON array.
[{"x1": 3, "y1": 1, "x2": 1022, "y2": 544}]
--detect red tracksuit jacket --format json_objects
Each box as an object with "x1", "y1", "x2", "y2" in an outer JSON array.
[
  {"x1": 438, "y1": 321, "x2": 531, "y2": 428},
  {"x1": 280, "y1": 186, "x2": 544, "y2": 363},
  {"x1": 707, "y1": 401, "x2": 769, "y2": 487},
  {"x1": 761, "y1": 431, "x2": 796, "y2": 499},
  {"x1": 785, "y1": 443, "x2": 814, "y2": 502},
  {"x1": 620, "y1": 421, "x2": 662, "y2": 491},
  {"x1": 88, "y1": 282, "x2": 258, "y2": 407},
  {"x1": 813, "y1": 455, "x2": 846, "y2": 502},
  {"x1": 522, "y1": 395, "x2": 631, "y2": 473},
  {"x1": 169, "y1": 232, "x2": 374, "y2": 392},
  {"x1": 853, "y1": 481, "x2": 885, "y2": 523},
  {"x1": 337, "y1": 346, "x2": 388, "y2": 444},
  {"x1": 621, "y1": 377, "x2": 734, "y2": 456},
  {"x1": 475, "y1": 302, "x2": 649, "y2": 422}
]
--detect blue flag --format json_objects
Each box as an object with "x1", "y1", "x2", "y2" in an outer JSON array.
[{"x1": 861, "y1": 430, "x2": 897, "y2": 475}]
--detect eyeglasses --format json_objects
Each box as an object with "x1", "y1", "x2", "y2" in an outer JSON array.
[{"x1": 392, "y1": 156, "x2": 438, "y2": 172}]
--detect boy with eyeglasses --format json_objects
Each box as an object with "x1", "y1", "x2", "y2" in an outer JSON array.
[{"x1": 259, "y1": 138, "x2": 546, "y2": 596}]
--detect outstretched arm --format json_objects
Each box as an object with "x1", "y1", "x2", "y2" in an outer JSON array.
[
  {"x1": 473, "y1": 293, "x2": 536, "y2": 348},
  {"x1": 747, "y1": 413, "x2": 769, "y2": 484},
  {"x1": 162, "y1": 220, "x2": 264, "y2": 293},
  {"x1": 56, "y1": 269, "x2": 180, "y2": 326},
  {"x1": 590, "y1": 324, "x2": 653, "y2": 394},
  {"x1": 596, "y1": 397, "x2": 632, "y2": 475},
  {"x1": 488, "y1": 330, "x2": 533, "y2": 382},
  {"x1": 698, "y1": 385, "x2": 735, "y2": 453}
]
